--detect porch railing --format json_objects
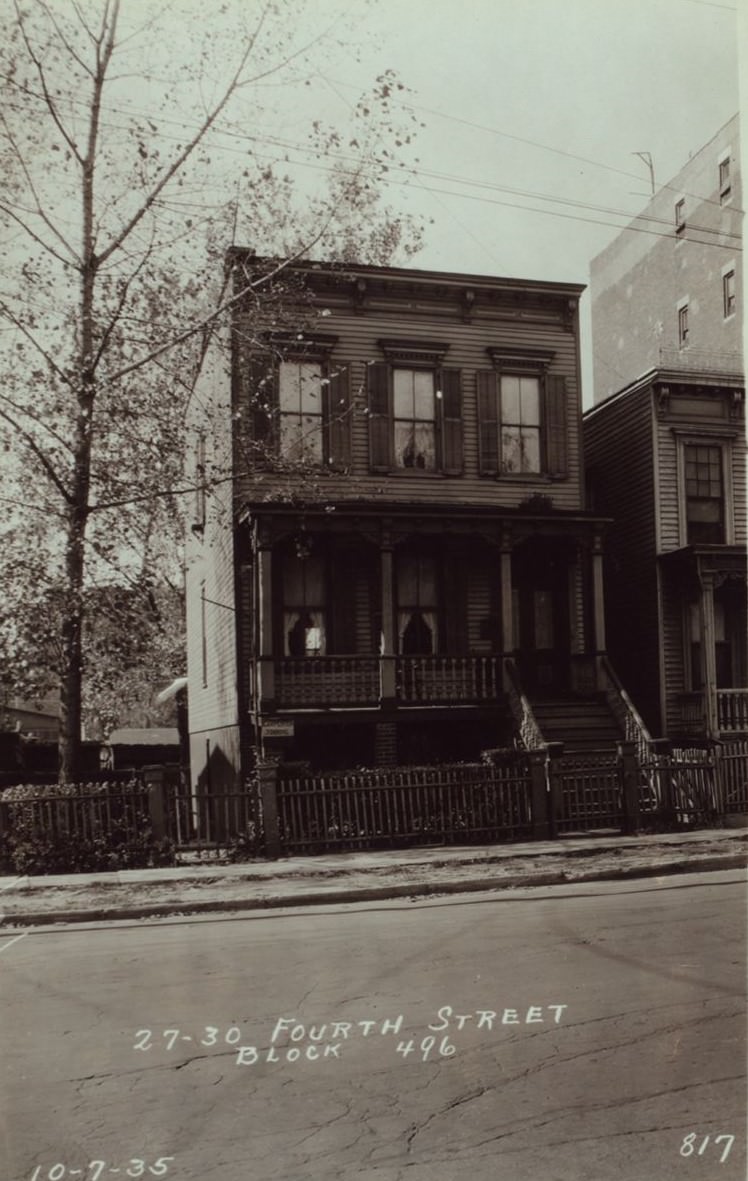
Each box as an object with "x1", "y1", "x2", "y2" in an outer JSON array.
[
  {"x1": 717, "y1": 689, "x2": 748, "y2": 734},
  {"x1": 396, "y1": 655, "x2": 501, "y2": 703},
  {"x1": 503, "y1": 658, "x2": 546, "y2": 750},
  {"x1": 275, "y1": 657, "x2": 380, "y2": 707},
  {"x1": 600, "y1": 655, "x2": 654, "y2": 762}
]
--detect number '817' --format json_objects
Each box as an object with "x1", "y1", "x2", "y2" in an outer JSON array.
[{"x1": 680, "y1": 1134, "x2": 735, "y2": 1163}]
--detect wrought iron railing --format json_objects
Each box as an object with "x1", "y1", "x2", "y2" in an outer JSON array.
[
  {"x1": 599, "y1": 656, "x2": 654, "y2": 762},
  {"x1": 503, "y1": 658, "x2": 546, "y2": 750}
]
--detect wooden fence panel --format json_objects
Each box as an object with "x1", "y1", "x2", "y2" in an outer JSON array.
[
  {"x1": 276, "y1": 760, "x2": 533, "y2": 854},
  {"x1": 552, "y1": 753, "x2": 623, "y2": 834}
]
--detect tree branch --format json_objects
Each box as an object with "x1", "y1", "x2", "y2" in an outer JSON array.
[
  {"x1": 0, "y1": 404, "x2": 72, "y2": 503},
  {"x1": 15, "y1": 0, "x2": 84, "y2": 164},
  {"x1": 0, "y1": 110, "x2": 81, "y2": 262},
  {"x1": 0, "y1": 389, "x2": 74, "y2": 454},
  {"x1": 0, "y1": 300, "x2": 73, "y2": 387},
  {"x1": 96, "y1": 2, "x2": 272, "y2": 268}
]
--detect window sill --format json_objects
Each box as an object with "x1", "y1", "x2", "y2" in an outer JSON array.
[
  {"x1": 481, "y1": 471, "x2": 557, "y2": 483},
  {"x1": 372, "y1": 468, "x2": 463, "y2": 479}
]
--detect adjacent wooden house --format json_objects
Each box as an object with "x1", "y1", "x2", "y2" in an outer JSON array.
[
  {"x1": 584, "y1": 117, "x2": 746, "y2": 743},
  {"x1": 185, "y1": 256, "x2": 641, "y2": 792}
]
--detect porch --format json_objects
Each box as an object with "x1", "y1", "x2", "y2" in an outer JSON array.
[
  {"x1": 674, "y1": 688, "x2": 748, "y2": 737},
  {"x1": 273, "y1": 654, "x2": 503, "y2": 707}
]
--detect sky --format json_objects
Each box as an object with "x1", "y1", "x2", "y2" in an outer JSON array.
[{"x1": 298, "y1": 0, "x2": 740, "y2": 403}]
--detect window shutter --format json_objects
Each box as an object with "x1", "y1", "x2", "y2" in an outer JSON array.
[
  {"x1": 368, "y1": 362, "x2": 391, "y2": 471},
  {"x1": 248, "y1": 355, "x2": 276, "y2": 450},
  {"x1": 438, "y1": 368, "x2": 463, "y2": 474},
  {"x1": 476, "y1": 371, "x2": 498, "y2": 474},
  {"x1": 543, "y1": 374, "x2": 568, "y2": 478},
  {"x1": 326, "y1": 363, "x2": 351, "y2": 470}
]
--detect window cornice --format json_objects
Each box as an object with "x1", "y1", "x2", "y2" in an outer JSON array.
[
  {"x1": 264, "y1": 331, "x2": 338, "y2": 358},
  {"x1": 487, "y1": 346, "x2": 555, "y2": 373},
  {"x1": 377, "y1": 338, "x2": 450, "y2": 366}
]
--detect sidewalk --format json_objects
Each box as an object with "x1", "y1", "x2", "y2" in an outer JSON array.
[{"x1": 1, "y1": 828, "x2": 746, "y2": 926}]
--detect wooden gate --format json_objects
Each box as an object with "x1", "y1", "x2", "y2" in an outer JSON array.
[{"x1": 551, "y1": 751, "x2": 624, "y2": 833}]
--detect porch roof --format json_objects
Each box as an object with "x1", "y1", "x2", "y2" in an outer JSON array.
[{"x1": 660, "y1": 544, "x2": 747, "y2": 582}]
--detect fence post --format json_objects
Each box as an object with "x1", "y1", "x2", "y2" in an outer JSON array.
[
  {"x1": 651, "y1": 739, "x2": 674, "y2": 828},
  {"x1": 0, "y1": 799, "x2": 7, "y2": 840},
  {"x1": 618, "y1": 741, "x2": 639, "y2": 834},
  {"x1": 546, "y1": 742, "x2": 564, "y2": 837},
  {"x1": 259, "y1": 757, "x2": 281, "y2": 859},
  {"x1": 144, "y1": 767, "x2": 167, "y2": 840},
  {"x1": 711, "y1": 741, "x2": 725, "y2": 820},
  {"x1": 529, "y1": 751, "x2": 550, "y2": 840}
]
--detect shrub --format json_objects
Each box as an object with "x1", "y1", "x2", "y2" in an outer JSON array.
[{"x1": 0, "y1": 781, "x2": 175, "y2": 874}]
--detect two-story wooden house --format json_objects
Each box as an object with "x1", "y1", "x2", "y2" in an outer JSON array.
[
  {"x1": 186, "y1": 255, "x2": 638, "y2": 792},
  {"x1": 584, "y1": 117, "x2": 746, "y2": 743}
]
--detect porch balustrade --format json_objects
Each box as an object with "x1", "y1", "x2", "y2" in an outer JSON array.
[
  {"x1": 274, "y1": 654, "x2": 502, "y2": 707},
  {"x1": 396, "y1": 655, "x2": 501, "y2": 703},
  {"x1": 275, "y1": 657, "x2": 380, "y2": 707},
  {"x1": 717, "y1": 689, "x2": 748, "y2": 734}
]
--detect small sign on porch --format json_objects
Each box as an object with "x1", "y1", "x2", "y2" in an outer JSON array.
[{"x1": 263, "y1": 719, "x2": 295, "y2": 738}]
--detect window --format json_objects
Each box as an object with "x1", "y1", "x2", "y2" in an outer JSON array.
[
  {"x1": 367, "y1": 346, "x2": 463, "y2": 474},
  {"x1": 476, "y1": 361, "x2": 567, "y2": 478},
  {"x1": 723, "y1": 268, "x2": 736, "y2": 319},
  {"x1": 397, "y1": 553, "x2": 439, "y2": 655},
  {"x1": 675, "y1": 198, "x2": 685, "y2": 236},
  {"x1": 194, "y1": 433, "x2": 206, "y2": 529},
  {"x1": 719, "y1": 155, "x2": 731, "y2": 205},
  {"x1": 248, "y1": 337, "x2": 350, "y2": 469},
  {"x1": 278, "y1": 361, "x2": 324, "y2": 463},
  {"x1": 684, "y1": 444, "x2": 724, "y2": 544},
  {"x1": 678, "y1": 302, "x2": 689, "y2": 347},
  {"x1": 498, "y1": 374, "x2": 541, "y2": 473},
  {"x1": 200, "y1": 583, "x2": 208, "y2": 687},
  {"x1": 282, "y1": 549, "x2": 326, "y2": 656},
  {"x1": 393, "y1": 368, "x2": 436, "y2": 469}
]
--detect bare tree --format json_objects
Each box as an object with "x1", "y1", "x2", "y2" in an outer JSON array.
[{"x1": 0, "y1": 0, "x2": 424, "y2": 779}]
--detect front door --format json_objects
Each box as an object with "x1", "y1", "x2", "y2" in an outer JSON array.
[{"x1": 513, "y1": 541, "x2": 570, "y2": 694}]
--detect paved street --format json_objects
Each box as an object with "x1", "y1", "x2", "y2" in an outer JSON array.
[{"x1": 2, "y1": 871, "x2": 745, "y2": 1181}]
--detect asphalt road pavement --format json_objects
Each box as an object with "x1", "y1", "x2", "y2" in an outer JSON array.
[{"x1": 1, "y1": 871, "x2": 745, "y2": 1181}]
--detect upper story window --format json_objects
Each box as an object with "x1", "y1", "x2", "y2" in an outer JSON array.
[
  {"x1": 278, "y1": 361, "x2": 324, "y2": 463},
  {"x1": 719, "y1": 154, "x2": 732, "y2": 205},
  {"x1": 678, "y1": 302, "x2": 689, "y2": 347},
  {"x1": 247, "y1": 335, "x2": 350, "y2": 470},
  {"x1": 368, "y1": 341, "x2": 463, "y2": 475},
  {"x1": 675, "y1": 198, "x2": 686, "y2": 236},
  {"x1": 722, "y1": 267, "x2": 736, "y2": 319},
  {"x1": 393, "y1": 368, "x2": 436, "y2": 469},
  {"x1": 477, "y1": 348, "x2": 567, "y2": 479},
  {"x1": 684, "y1": 443, "x2": 725, "y2": 544}
]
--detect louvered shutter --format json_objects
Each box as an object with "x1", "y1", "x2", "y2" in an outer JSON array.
[
  {"x1": 368, "y1": 362, "x2": 391, "y2": 471},
  {"x1": 476, "y1": 371, "x2": 499, "y2": 474},
  {"x1": 325, "y1": 363, "x2": 351, "y2": 470},
  {"x1": 438, "y1": 368, "x2": 463, "y2": 474},
  {"x1": 248, "y1": 354, "x2": 276, "y2": 451},
  {"x1": 543, "y1": 374, "x2": 568, "y2": 478}
]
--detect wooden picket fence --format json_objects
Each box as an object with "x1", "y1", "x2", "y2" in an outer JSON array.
[
  {"x1": 2, "y1": 740, "x2": 746, "y2": 860},
  {"x1": 273, "y1": 759, "x2": 535, "y2": 855}
]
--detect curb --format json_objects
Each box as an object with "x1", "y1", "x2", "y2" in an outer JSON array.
[{"x1": 3, "y1": 852, "x2": 745, "y2": 928}]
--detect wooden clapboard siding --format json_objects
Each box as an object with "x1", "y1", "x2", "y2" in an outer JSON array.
[
  {"x1": 583, "y1": 386, "x2": 662, "y2": 732},
  {"x1": 654, "y1": 417, "x2": 681, "y2": 551},
  {"x1": 233, "y1": 295, "x2": 583, "y2": 514},
  {"x1": 732, "y1": 437, "x2": 747, "y2": 544},
  {"x1": 466, "y1": 553, "x2": 497, "y2": 654},
  {"x1": 661, "y1": 574, "x2": 688, "y2": 733}
]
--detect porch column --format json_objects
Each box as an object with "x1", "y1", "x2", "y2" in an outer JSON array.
[
  {"x1": 257, "y1": 543, "x2": 275, "y2": 712},
  {"x1": 500, "y1": 527, "x2": 514, "y2": 691},
  {"x1": 591, "y1": 531, "x2": 606, "y2": 685},
  {"x1": 380, "y1": 527, "x2": 396, "y2": 705},
  {"x1": 699, "y1": 573, "x2": 719, "y2": 738}
]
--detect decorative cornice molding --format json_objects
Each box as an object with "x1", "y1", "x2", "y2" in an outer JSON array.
[
  {"x1": 377, "y1": 338, "x2": 450, "y2": 366},
  {"x1": 486, "y1": 346, "x2": 555, "y2": 373}
]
